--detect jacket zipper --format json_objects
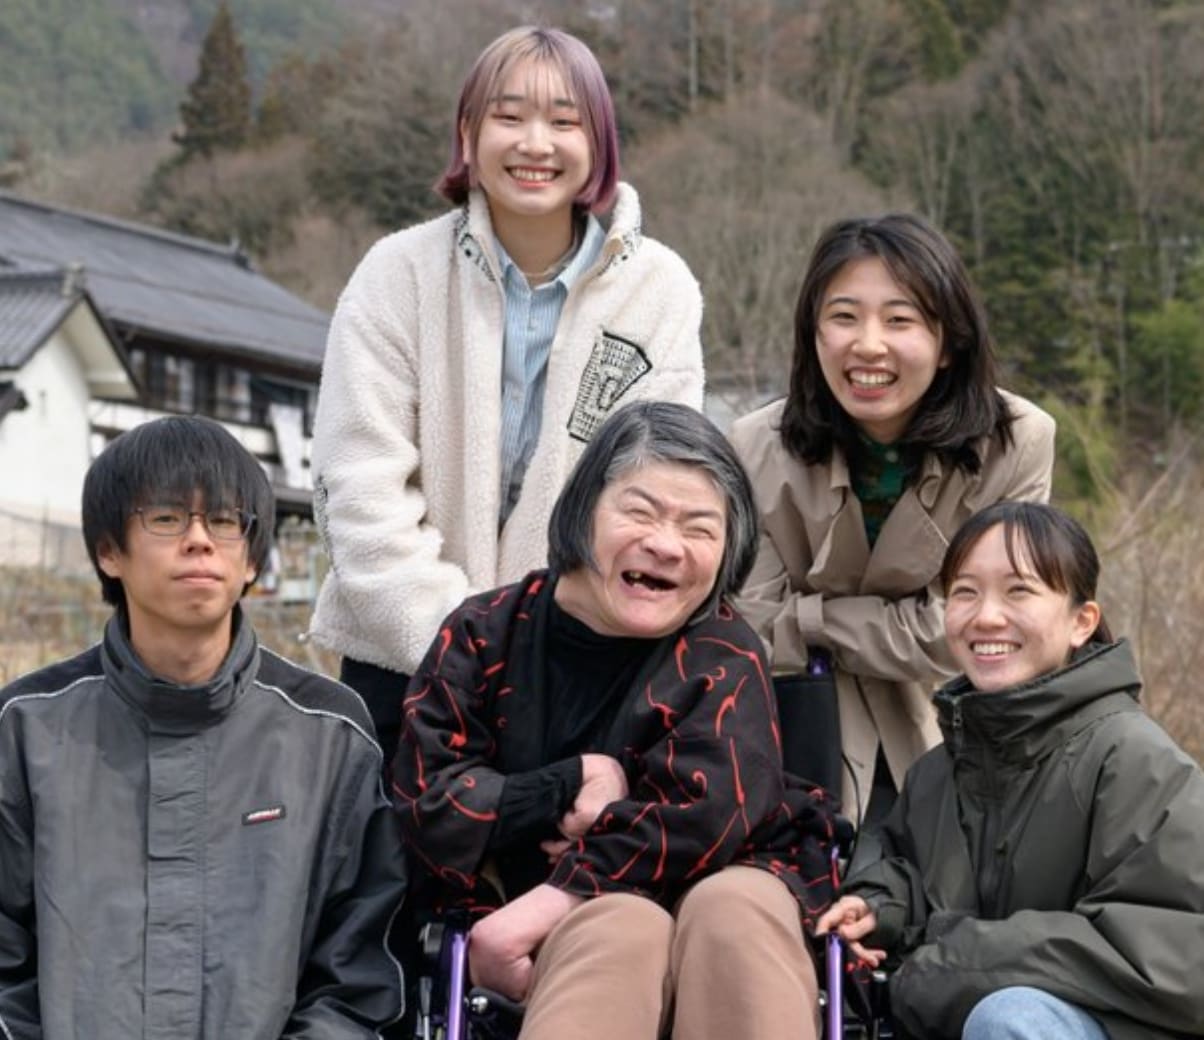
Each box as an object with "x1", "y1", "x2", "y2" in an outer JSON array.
[
  {"x1": 978, "y1": 739, "x2": 1006, "y2": 915},
  {"x1": 952, "y1": 698, "x2": 1007, "y2": 914}
]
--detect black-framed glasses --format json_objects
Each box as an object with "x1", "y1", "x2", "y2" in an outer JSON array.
[{"x1": 134, "y1": 506, "x2": 256, "y2": 541}]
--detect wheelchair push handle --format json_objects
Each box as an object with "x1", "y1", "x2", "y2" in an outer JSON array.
[{"x1": 807, "y1": 646, "x2": 832, "y2": 676}]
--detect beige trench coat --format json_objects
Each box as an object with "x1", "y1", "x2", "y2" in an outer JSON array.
[{"x1": 730, "y1": 390, "x2": 1055, "y2": 823}]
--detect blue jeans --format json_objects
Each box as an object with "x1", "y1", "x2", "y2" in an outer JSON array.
[{"x1": 963, "y1": 987, "x2": 1108, "y2": 1040}]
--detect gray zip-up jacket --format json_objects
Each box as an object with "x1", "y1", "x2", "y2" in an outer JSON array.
[
  {"x1": 0, "y1": 611, "x2": 406, "y2": 1040},
  {"x1": 846, "y1": 641, "x2": 1204, "y2": 1040}
]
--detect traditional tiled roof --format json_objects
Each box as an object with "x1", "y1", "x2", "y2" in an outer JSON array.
[
  {"x1": 0, "y1": 265, "x2": 139, "y2": 394},
  {"x1": 0, "y1": 267, "x2": 79, "y2": 368},
  {"x1": 0, "y1": 191, "x2": 329, "y2": 373}
]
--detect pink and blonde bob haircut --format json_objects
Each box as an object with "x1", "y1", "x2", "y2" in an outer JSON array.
[{"x1": 435, "y1": 26, "x2": 621, "y2": 214}]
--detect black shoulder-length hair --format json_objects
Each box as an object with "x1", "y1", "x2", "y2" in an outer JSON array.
[
  {"x1": 82, "y1": 415, "x2": 275, "y2": 611},
  {"x1": 779, "y1": 212, "x2": 1014, "y2": 473}
]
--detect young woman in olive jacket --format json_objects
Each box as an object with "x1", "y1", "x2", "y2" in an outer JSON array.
[{"x1": 818, "y1": 502, "x2": 1204, "y2": 1040}]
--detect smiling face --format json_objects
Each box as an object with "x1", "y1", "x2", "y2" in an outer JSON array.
[
  {"x1": 944, "y1": 523, "x2": 1101, "y2": 692},
  {"x1": 98, "y1": 492, "x2": 257, "y2": 660},
  {"x1": 815, "y1": 255, "x2": 948, "y2": 444},
  {"x1": 465, "y1": 56, "x2": 592, "y2": 234},
  {"x1": 554, "y1": 461, "x2": 727, "y2": 639}
]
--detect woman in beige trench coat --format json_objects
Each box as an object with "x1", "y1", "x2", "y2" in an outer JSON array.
[{"x1": 731, "y1": 213, "x2": 1055, "y2": 828}]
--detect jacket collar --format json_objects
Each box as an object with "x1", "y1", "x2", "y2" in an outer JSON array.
[
  {"x1": 102, "y1": 607, "x2": 259, "y2": 734},
  {"x1": 494, "y1": 213, "x2": 605, "y2": 293},
  {"x1": 934, "y1": 640, "x2": 1142, "y2": 764},
  {"x1": 457, "y1": 181, "x2": 643, "y2": 283}
]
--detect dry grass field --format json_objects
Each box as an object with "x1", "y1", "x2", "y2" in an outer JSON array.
[
  {"x1": 1094, "y1": 445, "x2": 1204, "y2": 765},
  {"x1": 0, "y1": 572, "x2": 337, "y2": 685},
  {"x1": 2, "y1": 455, "x2": 1202, "y2": 765}
]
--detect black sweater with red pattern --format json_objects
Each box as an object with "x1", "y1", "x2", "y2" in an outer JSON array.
[{"x1": 392, "y1": 571, "x2": 835, "y2": 925}]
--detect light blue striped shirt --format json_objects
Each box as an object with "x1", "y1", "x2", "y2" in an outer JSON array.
[{"x1": 496, "y1": 215, "x2": 605, "y2": 526}]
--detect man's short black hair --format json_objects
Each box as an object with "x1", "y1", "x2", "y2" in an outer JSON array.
[{"x1": 82, "y1": 416, "x2": 275, "y2": 609}]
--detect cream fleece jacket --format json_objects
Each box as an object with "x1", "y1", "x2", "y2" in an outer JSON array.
[{"x1": 310, "y1": 183, "x2": 705, "y2": 674}]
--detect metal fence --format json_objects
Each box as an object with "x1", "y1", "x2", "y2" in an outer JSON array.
[
  {"x1": 0, "y1": 506, "x2": 93, "y2": 573},
  {"x1": 0, "y1": 516, "x2": 333, "y2": 683}
]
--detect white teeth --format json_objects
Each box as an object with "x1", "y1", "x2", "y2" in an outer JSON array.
[
  {"x1": 850, "y1": 371, "x2": 895, "y2": 387},
  {"x1": 510, "y1": 168, "x2": 556, "y2": 182},
  {"x1": 971, "y1": 642, "x2": 1016, "y2": 656}
]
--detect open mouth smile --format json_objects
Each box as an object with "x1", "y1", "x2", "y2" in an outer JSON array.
[
  {"x1": 970, "y1": 641, "x2": 1019, "y2": 657},
  {"x1": 848, "y1": 370, "x2": 896, "y2": 388},
  {"x1": 623, "y1": 570, "x2": 676, "y2": 592},
  {"x1": 508, "y1": 167, "x2": 559, "y2": 183}
]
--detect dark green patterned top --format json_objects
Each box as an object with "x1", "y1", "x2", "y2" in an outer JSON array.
[{"x1": 851, "y1": 436, "x2": 908, "y2": 545}]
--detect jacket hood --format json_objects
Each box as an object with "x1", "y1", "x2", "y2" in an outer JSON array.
[{"x1": 934, "y1": 639, "x2": 1142, "y2": 764}]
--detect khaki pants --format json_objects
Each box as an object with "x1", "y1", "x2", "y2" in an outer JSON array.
[{"x1": 519, "y1": 866, "x2": 819, "y2": 1040}]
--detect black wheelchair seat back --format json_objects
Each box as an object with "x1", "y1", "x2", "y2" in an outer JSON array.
[{"x1": 774, "y1": 668, "x2": 844, "y2": 800}]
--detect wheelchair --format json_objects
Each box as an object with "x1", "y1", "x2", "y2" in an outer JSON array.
[
  {"x1": 409, "y1": 652, "x2": 894, "y2": 1039},
  {"x1": 412, "y1": 873, "x2": 894, "y2": 1040}
]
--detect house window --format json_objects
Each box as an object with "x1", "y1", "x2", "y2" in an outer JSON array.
[
  {"x1": 166, "y1": 356, "x2": 195, "y2": 412},
  {"x1": 213, "y1": 366, "x2": 253, "y2": 423},
  {"x1": 252, "y1": 377, "x2": 317, "y2": 436},
  {"x1": 132, "y1": 350, "x2": 196, "y2": 413}
]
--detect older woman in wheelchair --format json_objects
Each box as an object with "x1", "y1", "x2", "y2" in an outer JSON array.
[{"x1": 392, "y1": 401, "x2": 835, "y2": 1040}]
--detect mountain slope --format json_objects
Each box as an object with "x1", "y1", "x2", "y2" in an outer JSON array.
[{"x1": 0, "y1": 0, "x2": 386, "y2": 158}]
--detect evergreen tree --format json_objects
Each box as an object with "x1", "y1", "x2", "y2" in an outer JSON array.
[
  {"x1": 903, "y1": 0, "x2": 965, "y2": 80},
  {"x1": 173, "y1": 1, "x2": 251, "y2": 158}
]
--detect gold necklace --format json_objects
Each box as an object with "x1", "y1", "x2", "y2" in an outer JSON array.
[{"x1": 519, "y1": 227, "x2": 581, "y2": 285}]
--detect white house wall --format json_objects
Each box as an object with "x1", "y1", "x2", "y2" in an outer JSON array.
[{"x1": 0, "y1": 332, "x2": 93, "y2": 568}]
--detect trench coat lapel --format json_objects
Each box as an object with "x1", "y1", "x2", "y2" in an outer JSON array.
[
  {"x1": 807, "y1": 451, "x2": 951, "y2": 599},
  {"x1": 808, "y1": 453, "x2": 871, "y2": 597},
  {"x1": 861, "y1": 488, "x2": 949, "y2": 597}
]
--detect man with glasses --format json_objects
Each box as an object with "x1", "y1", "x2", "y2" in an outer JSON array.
[{"x1": 0, "y1": 416, "x2": 405, "y2": 1039}]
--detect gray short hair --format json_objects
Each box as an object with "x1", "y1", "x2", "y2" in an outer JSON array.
[{"x1": 547, "y1": 402, "x2": 758, "y2": 620}]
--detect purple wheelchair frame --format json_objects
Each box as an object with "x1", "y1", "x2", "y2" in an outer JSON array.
[
  {"x1": 445, "y1": 927, "x2": 469, "y2": 1040},
  {"x1": 436, "y1": 864, "x2": 852, "y2": 1040},
  {"x1": 826, "y1": 840, "x2": 845, "y2": 1039}
]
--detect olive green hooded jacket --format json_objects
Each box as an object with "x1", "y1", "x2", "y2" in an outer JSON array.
[{"x1": 846, "y1": 640, "x2": 1204, "y2": 1040}]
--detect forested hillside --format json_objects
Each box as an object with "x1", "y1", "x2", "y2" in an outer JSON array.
[
  {"x1": 0, "y1": 0, "x2": 173, "y2": 154},
  {"x1": 8, "y1": 0, "x2": 1204, "y2": 476},
  {"x1": 0, "y1": 0, "x2": 394, "y2": 156}
]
